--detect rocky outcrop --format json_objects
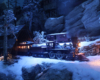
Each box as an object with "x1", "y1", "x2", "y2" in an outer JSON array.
[
  {"x1": 44, "y1": 0, "x2": 100, "y2": 36},
  {"x1": 22, "y1": 64, "x2": 42, "y2": 80},
  {"x1": 64, "y1": 5, "x2": 85, "y2": 37},
  {"x1": 44, "y1": 16, "x2": 64, "y2": 33},
  {"x1": 22, "y1": 63, "x2": 54, "y2": 80},
  {"x1": 81, "y1": 0, "x2": 100, "y2": 36},
  {"x1": 64, "y1": 0, "x2": 100, "y2": 37},
  {"x1": 38, "y1": 63, "x2": 72, "y2": 80},
  {"x1": 22, "y1": 62, "x2": 72, "y2": 80}
]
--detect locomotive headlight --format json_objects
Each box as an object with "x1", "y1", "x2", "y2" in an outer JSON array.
[{"x1": 78, "y1": 42, "x2": 81, "y2": 47}]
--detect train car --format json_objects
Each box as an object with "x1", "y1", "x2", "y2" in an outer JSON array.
[
  {"x1": 28, "y1": 32, "x2": 80, "y2": 60},
  {"x1": 46, "y1": 32, "x2": 71, "y2": 42}
]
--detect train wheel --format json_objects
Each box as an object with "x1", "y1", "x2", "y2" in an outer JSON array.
[
  {"x1": 66, "y1": 55, "x2": 68, "y2": 59},
  {"x1": 49, "y1": 51, "x2": 55, "y2": 59},
  {"x1": 56, "y1": 51, "x2": 63, "y2": 59}
]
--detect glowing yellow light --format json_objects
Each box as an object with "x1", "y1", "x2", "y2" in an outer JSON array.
[
  {"x1": 28, "y1": 46, "x2": 30, "y2": 49},
  {"x1": 78, "y1": 42, "x2": 81, "y2": 47},
  {"x1": 23, "y1": 46, "x2": 25, "y2": 48},
  {"x1": 19, "y1": 46, "x2": 20, "y2": 48},
  {"x1": 21, "y1": 42, "x2": 26, "y2": 44},
  {"x1": 22, "y1": 46, "x2": 24, "y2": 49}
]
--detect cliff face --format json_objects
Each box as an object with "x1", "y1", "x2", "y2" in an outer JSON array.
[
  {"x1": 64, "y1": 5, "x2": 85, "y2": 37},
  {"x1": 44, "y1": 0, "x2": 100, "y2": 37},
  {"x1": 82, "y1": 0, "x2": 100, "y2": 36},
  {"x1": 44, "y1": 0, "x2": 87, "y2": 34},
  {"x1": 64, "y1": 0, "x2": 100, "y2": 37}
]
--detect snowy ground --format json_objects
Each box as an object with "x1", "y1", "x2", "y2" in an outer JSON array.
[{"x1": 0, "y1": 56, "x2": 100, "y2": 80}]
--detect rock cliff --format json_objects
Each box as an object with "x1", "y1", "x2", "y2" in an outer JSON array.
[
  {"x1": 44, "y1": 0, "x2": 100, "y2": 37},
  {"x1": 64, "y1": 0, "x2": 100, "y2": 37}
]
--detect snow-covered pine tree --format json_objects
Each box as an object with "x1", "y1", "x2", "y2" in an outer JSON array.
[
  {"x1": 33, "y1": 31, "x2": 48, "y2": 44},
  {"x1": 3, "y1": 9, "x2": 16, "y2": 62}
]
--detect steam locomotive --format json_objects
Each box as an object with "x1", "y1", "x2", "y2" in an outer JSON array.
[{"x1": 17, "y1": 32, "x2": 81, "y2": 60}]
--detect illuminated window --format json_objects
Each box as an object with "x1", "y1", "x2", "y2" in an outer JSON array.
[{"x1": 28, "y1": 46, "x2": 30, "y2": 49}]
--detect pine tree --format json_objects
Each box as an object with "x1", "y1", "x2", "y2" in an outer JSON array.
[{"x1": 3, "y1": 9, "x2": 16, "y2": 62}]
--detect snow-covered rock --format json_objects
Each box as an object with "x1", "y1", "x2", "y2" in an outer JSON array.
[
  {"x1": 44, "y1": 16, "x2": 64, "y2": 33},
  {"x1": 80, "y1": 39, "x2": 100, "y2": 56},
  {"x1": 22, "y1": 62, "x2": 55, "y2": 80},
  {"x1": 22, "y1": 64, "x2": 42, "y2": 80},
  {"x1": 37, "y1": 64, "x2": 72, "y2": 80}
]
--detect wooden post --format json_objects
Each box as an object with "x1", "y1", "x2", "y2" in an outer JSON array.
[{"x1": 4, "y1": 25, "x2": 7, "y2": 62}]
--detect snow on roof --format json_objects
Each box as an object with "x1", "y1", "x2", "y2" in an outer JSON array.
[
  {"x1": 32, "y1": 43, "x2": 46, "y2": 47},
  {"x1": 48, "y1": 32, "x2": 67, "y2": 35},
  {"x1": 20, "y1": 41, "x2": 34, "y2": 45},
  {"x1": 46, "y1": 41, "x2": 54, "y2": 42}
]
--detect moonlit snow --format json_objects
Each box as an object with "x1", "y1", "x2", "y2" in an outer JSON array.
[{"x1": 0, "y1": 56, "x2": 100, "y2": 80}]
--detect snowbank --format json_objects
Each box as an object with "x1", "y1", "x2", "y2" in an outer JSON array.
[
  {"x1": 0, "y1": 56, "x2": 100, "y2": 80},
  {"x1": 79, "y1": 38, "x2": 100, "y2": 56},
  {"x1": 80, "y1": 41, "x2": 94, "y2": 47},
  {"x1": 80, "y1": 38, "x2": 100, "y2": 47}
]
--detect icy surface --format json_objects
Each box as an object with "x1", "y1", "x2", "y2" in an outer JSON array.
[{"x1": 0, "y1": 56, "x2": 100, "y2": 80}]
